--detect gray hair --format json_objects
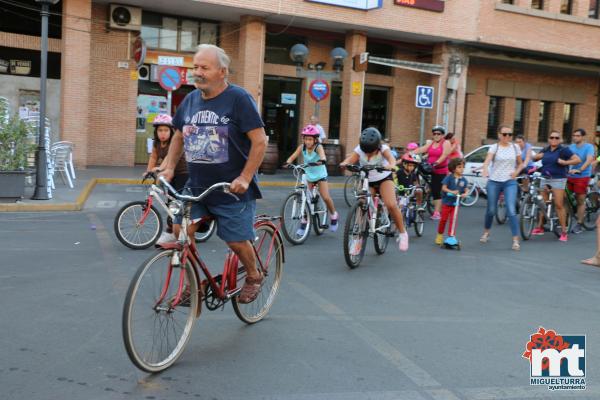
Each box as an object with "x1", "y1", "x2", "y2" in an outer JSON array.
[{"x1": 196, "y1": 44, "x2": 230, "y2": 75}]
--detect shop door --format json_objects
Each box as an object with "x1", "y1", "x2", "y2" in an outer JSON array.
[
  {"x1": 262, "y1": 76, "x2": 302, "y2": 157},
  {"x1": 362, "y1": 86, "x2": 389, "y2": 138}
]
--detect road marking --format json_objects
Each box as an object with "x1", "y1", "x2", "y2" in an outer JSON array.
[
  {"x1": 461, "y1": 385, "x2": 600, "y2": 399},
  {"x1": 427, "y1": 389, "x2": 463, "y2": 400},
  {"x1": 237, "y1": 390, "x2": 427, "y2": 400},
  {"x1": 289, "y1": 280, "x2": 442, "y2": 389}
]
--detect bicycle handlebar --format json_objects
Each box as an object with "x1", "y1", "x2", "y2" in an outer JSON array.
[
  {"x1": 158, "y1": 176, "x2": 238, "y2": 203},
  {"x1": 344, "y1": 164, "x2": 389, "y2": 173}
]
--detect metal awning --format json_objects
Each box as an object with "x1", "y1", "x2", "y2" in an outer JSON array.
[{"x1": 368, "y1": 56, "x2": 443, "y2": 76}]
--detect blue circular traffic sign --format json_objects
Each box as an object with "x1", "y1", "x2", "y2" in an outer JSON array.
[
  {"x1": 158, "y1": 66, "x2": 182, "y2": 91},
  {"x1": 309, "y1": 79, "x2": 330, "y2": 102}
]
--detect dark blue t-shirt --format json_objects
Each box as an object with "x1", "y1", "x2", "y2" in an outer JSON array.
[
  {"x1": 441, "y1": 174, "x2": 468, "y2": 206},
  {"x1": 540, "y1": 145, "x2": 574, "y2": 179},
  {"x1": 172, "y1": 84, "x2": 265, "y2": 205}
]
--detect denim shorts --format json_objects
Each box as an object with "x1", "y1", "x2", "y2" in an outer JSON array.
[
  {"x1": 541, "y1": 178, "x2": 567, "y2": 190},
  {"x1": 174, "y1": 200, "x2": 256, "y2": 243}
]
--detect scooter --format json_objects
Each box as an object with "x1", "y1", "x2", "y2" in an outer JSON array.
[{"x1": 442, "y1": 193, "x2": 461, "y2": 250}]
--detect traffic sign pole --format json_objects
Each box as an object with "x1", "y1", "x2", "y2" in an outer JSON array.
[{"x1": 419, "y1": 108, "x2": 425, "y2": 146}]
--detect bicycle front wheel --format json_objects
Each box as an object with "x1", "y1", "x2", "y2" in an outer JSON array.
[
  {"x1": 461, "y1": 183, "x2": 479, "y2": 207},
  {"x1": 343, "y1": 202, "x2": 368, "y2": 269},
  {"x1": 583, "y1": 192, "x2": 599, "y2": 231},
  {"x1": 114, "y1": 201, "x2": 163, "y2": 249},
  {"x1": 233, "y1": 223, "x2": 284, "y2": 324},
  {"x1": 496, "y1": 195, "x2": 507, "y2": 225},
  {"x1": 344, "y1": 174, "x2": 360, "y2": 207},
  {"x1": 373, "y1": 204, "x2": 391, "y2": 255},
  {"x1": 414, "y1": 209, "x2": 425, "y2": 237},
  {"x1": 520, "y1": 199, "x2": 537, "y2": 240},
  {"x1": 122, "y1": 250, "x2": 200, "y2": 373},
  {"x1": 312, "y1": 196, "x2": 329, "y2": 236},
  {"x1": 281, "y1": 193, "x2": 311, "y2": 245}
]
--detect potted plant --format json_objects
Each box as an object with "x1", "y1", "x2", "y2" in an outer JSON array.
[{"x1": 0, "y1": 114, "x2": 35, "y2": 202}]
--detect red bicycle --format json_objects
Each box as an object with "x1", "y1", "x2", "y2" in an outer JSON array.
[{"x1": 122, "y1": 177, "x2": 285, "y2": 372}]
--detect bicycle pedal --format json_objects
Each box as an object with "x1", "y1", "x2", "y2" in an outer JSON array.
[
  {"x1": 386, "y1": 232, "x2": 396, "y2": 237},
  {"x1": 320, "y1": 224, "x2": 329, "y2": 229}
]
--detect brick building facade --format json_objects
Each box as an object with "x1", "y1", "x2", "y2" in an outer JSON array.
[{"x1": 1, "y1": 0, "x2": 600, "y2": 167}]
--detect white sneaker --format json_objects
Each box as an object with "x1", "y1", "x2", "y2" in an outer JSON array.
[
  {"x1": 296, "y1": 221, "x2": 308, "y2": 237},
  {"x1": 397, "y1": 231, "x2": 409, "y2": 252},
  {"x1": 156, "y1": 231, "x2": 176, "y2": 246},
  {"x1": 329, "y1": 212, "x2": 339, "y2": 232}
]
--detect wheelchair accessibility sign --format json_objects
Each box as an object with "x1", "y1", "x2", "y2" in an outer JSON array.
[{"x1": 415, "y1": 85, "x2": 434, "y2": 109}]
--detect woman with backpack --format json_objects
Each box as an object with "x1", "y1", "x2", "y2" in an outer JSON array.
[{"x1": 479, "y1": 126, "x2": 524, "y2": 250}]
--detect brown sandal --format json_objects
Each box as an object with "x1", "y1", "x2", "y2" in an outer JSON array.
[{"x1": 238, "y1": 273, "x2": 264, "y2": 304}]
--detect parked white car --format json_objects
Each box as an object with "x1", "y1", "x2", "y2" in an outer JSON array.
[{"x1": 463, "y1": 144, "x2": 542, "y2": 188}]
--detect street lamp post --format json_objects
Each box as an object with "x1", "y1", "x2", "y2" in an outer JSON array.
[{"x1": 32, "y1": 0, "x2": 60, "y2": 200}]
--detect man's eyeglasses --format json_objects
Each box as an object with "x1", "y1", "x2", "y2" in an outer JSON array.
[
  {"x1": 501, "y1": 132, "x2": 513, "y2": 137},
  {"x1": 549, "y1": 136, "x2": 561, "y2": 140}
]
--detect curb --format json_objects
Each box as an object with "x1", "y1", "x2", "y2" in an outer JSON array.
[{"x1": 0, "y1": 179, "x2": 345, "y2": 212}]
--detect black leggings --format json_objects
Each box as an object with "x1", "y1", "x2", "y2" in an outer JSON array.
[{"x1": 430, "y1": 173, "x2": 445, "y2": 201}]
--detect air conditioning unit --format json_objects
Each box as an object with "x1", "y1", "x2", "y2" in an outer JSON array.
[
  {"x1": 109, "y1": 4, "x2": 142, "y2": 31},
  {"x1": 138, "y1": 64, "x2": 150, "y2": 81}
]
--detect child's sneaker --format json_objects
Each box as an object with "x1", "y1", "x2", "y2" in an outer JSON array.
[
  {"x1": 435, "y1": 233, "x2": 444, "y2": 245},
  {"x1": 531, "y1": 227, "x2": 545, "y2": 236},
  {"x1": 296, "y1": 220, "x2": 308, "y2": 237},
  {"x1": 329, "y1": 212, "x2": 339, "y2": 232},
  {"x1": 559, "y1": 232, "x2": 568, "y2": 242},
  {"x1": 397, "y1": 231, "x2": 409, "y2": 252},
  {"x1": 430, "y1": 211, "x2": 441, "y2": 220}
]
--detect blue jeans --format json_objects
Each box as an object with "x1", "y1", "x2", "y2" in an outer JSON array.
[{"x1": 485, "y1": 179, "x2": 519, "y2": 237}]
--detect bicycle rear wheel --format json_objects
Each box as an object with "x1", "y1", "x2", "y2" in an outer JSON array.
[
  {"x1": 280, "y1": 192, "x2": 311, "y2": 245},
  {"x1": 114, "y1": 201, "x2": 163, "y2": 249},
  {"x1": 233, "y1": 223, "x2": 284, "y2": 324},
  {"x1": 343, "y1": 202, "x2": 368, "y2": 269},
  {"x1": 344, "y1": 174, "x2": 360, "y2": 207},
  {"x1": 122, "y1": 250, "x2": 200, "y2": 373},
  {"x1": 583, "y1": 192, "x2": 599, "y2": 231},
  {"x1": 373, "y1": 204, "x2": 391, "y2": 255}
]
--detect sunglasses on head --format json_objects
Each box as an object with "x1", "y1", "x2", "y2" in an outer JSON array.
[{"x1": 501, "y1": 132, "x2": 513, "y2": 137}]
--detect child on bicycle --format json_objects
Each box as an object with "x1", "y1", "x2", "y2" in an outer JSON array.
[
  {"x1": 395, "y1": 154, "x2": 424, "y2": 210},
  {"x1": 435, "y1": 158, "x2": 468, "y2": 245},
  {"x1": 283, "y1": 124, "x2": 339, "y2": 234},
  {"x1": 340, "y1": 127, "x2": 409, "y2": 252},
  {"x1": 146, "y1": 114, "x2": 189, "y2": 245}
]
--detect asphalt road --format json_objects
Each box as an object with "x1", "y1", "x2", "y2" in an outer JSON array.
[{"x1": 1, "y1": 183, "x2": 600, "y2": 400}]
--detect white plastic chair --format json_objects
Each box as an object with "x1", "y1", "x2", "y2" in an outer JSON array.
[
  {"x1": 50, "y1": 144, "x2": 73, "y2": 188},
  {"x1": 51, "y1": 141, "x2": 76, "y2": 180}
]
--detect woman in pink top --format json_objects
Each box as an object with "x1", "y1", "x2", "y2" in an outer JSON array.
[{"x1": 413, "y1": 125, "x2": 452, "y2": 219}]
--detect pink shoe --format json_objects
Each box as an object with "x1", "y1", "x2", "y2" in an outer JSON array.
[
  {"x1": 430, "y1": 211, "x2": 441, "y2": 220},
  {"x1": 559, "y1": 233, "x2": 568, "y2": 242},
  {"x1": 397, "y1": 231, "x2": 409, "y2": 252},
  {"x1": 531, "y1": 227, "x2": 544, "y2": 236}
]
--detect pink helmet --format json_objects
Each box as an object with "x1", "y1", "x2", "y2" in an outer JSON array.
[
  {"x1": 152, "y1": 114, "x2": 173, "y2": 127},
  {"x1": 407, "y1": 142, "x2": 419, "y2": 151},
  {"x1": 301, "y1": 124, "x2": 320, "y2": 137}
]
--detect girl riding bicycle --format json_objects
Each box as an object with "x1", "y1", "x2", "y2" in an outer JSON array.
[
  {"x1": 284, "y1": 124, "x2": 339, "y2": 233},
  {"x1": 340, "y1": 127, "x2": 409, "y2": 252}
]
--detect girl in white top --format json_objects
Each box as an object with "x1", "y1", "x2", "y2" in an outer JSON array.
[
  {"x1": 480, "y1": 125, "x2": 524, "y2": 250},
  {"x1": 340, "y1": 128, "x2": 408, "y2": 252}
]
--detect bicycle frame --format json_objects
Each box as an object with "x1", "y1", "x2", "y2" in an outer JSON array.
[
  {"x1": 289, "y1": 165, "x2": 327, "y2": 227},
  {"x1": 354, "y1": 170, "x2": 391, "y2": 236}
]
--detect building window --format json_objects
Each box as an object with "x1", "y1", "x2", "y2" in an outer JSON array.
[
  {"x1": 560, "y1": 0, "x2": 572, "y2": 14},
  {"x1": 328, "y1": 82, "x2": 343, "y2": 140},
  {"x1": 531, "y1": 0, "x2": 544, "y2": 10},
  {"x1": 590, "y1": 0, "x2": 599, "y2": 18},
  {"x1": 141, "y1": 11, "x2": 219, "y2": 52},
  {"x1": 501, "y1": 0, "x2": 514, "y2": 4},
  {"x1": 563, "y1": 104, "x2": 575, "y2": 142},
  {"x1": 514, "y1": 99, "x2": 526, "y2": 137},
  {"x1": 487, "y1": 96, "x2": 502, "y2": 139},
  {"x1": 265, "y1": 33, "x2": 307, "y2": 66},
  {"x1": 366, "y1": 41, "x2": 393, "y2": 76},
  {"x1": 0, "y1": 0, "x2": 62, "y2": 38},
  {"x1": 538, "y1": 101, "x2": 551, "y2": 142}
]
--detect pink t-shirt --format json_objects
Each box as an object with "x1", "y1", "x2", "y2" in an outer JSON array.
[{"x1": 427, "y1": 140, "x2": 449, "y2": 174}]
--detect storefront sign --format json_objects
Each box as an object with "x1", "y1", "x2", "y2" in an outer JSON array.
[
  {"x1": 133, "y1": 36, "x2": 146, "y2": 69},
  {"x1": 10, "y1": 60, "x2": 32, "y2": 75},
  {"x1": 158, "y1": 66, "x2": 182, "y2": 91},
  {"x1": 309, "y1": 79, "x2": 330, "y2": 102},
  {"x1": 306, "y1": 0, "x2": 382, "y2": 10},
  {"x1": 158, "y1": 56, "x2": 184, "y2": 67},
  {"x1": 281, "y1": 93, "x2": 297, "y2": 105},
  {"x1": 352, "y1": 81, "x2": 362, "y2": 96},
  {"x1": 394, "y1": 0, "x2": 444, "y2": 12}
]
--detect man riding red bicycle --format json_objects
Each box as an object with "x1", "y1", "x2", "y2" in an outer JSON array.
[{"x1": 161, "y1": 44, "x2": 267, "y2": 304}]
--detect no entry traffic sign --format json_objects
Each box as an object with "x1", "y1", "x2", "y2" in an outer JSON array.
[
  {"x1": 158, "y1": 66, "x2": 182, "y2": 91},
  {"x1": 309, "y1": 79, "x2": 330, "y2": 102}
]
